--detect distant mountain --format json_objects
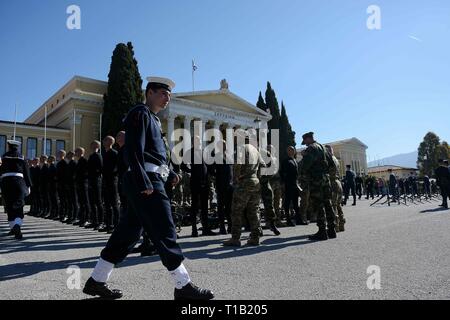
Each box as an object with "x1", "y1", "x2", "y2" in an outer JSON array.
[{"x1": 368, "y1": 151, "x2": 418, "y2": 168}]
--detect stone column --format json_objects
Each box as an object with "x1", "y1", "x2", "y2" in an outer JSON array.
[
  {"x1": 183, "y1": 116, "x2": 193, "y2": 152},
  {"x1": 167, "y1": 114, "x2": 176, "y2": 150},
  {"x1": 199, "y1": 118, "x2": 207, "y2": 145}
]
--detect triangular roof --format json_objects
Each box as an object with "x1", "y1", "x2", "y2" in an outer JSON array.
[
  {"x1": 173, "y1": 89, "x2": 271, "y2": 119},
  {"x1": 327, "y1": 137, "x2": 368, "y2": 149}
]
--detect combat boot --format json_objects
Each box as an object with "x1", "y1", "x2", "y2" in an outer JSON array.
[
  {"x1": 327, "y1": 227, "x2": 337, "y2": 239},
  {"x1": 12, "y1": 225, "x2": 23, "y2": 240},
  {"x1": 308, "y1": 228, "x2": 328, "y2": 241},
  {"x1": 339, "y1": 219, "x2": 346, "y2": 232},
  {"x1": 258, "y1": 227, "x2": 264, "y2": 237},
  {"x1": 223, "y1": 237, "x2": 241, "y2": 247},
  {"x1": 191, "y1": 226, "x2": 198, "y2": 238},
  {"x1": 246, "y1": 237, "x2": 260, "y2": 246},
  {"x1": 219, "y1": 224, "x2": 227, "y2": 235},
  {"x1": 286, "y1": 217, "x2": 295, "y2": 227},
  {"x1": 267, "y1": 221, "x2": 281, "y2": 236}
]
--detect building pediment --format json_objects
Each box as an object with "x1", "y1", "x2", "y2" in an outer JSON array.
[
  {"x1": 328, "y1": 137, "x2": 368, "y2": 149},
  {"x1": 173, "y1": 90, "x2": 271, "y2": 119}
]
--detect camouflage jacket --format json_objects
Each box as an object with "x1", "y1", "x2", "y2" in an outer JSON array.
[
  {"x1": 329, "y1": 155, "x2": 341, "y2": 182},
  {"x1": 299, "y1": 142, "x2": 334, "y2": 182},
  {"x1": 234, "y1": 144, "x2": 261, "y2": 190}
]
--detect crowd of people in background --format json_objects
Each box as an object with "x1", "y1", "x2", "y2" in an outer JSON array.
[{"x1": 2, "y1": 136, "x2": 449, "y2": 243}]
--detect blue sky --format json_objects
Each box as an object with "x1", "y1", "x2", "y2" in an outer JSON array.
[{"x1": 1, "y1": 0, "x2": 449, "y2": 159}]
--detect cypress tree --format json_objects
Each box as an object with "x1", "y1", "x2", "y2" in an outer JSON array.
[
  {"x1": 102, "y1": 42, "x2": 143, "y2": 138},
  {"x1": 264, "y1": 82, "x2": 281, "y2": 149},
  {"x1": 280, "y1": 102, "x2": 296, "y2": 161},
  {"x1": 265, "y1": 82, "x2": 281, "y2": 132},
  {"x1": 256, "y1": 91, "x2": 267, "y2": 112}
]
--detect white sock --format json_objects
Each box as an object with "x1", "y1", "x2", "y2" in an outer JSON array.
[
  {"x1": 14, "y1": 218, "x2": 23, "y2": 226},
  {"x1": 91, "y1": 258, "x2": 114, "y2": 283},
  {"x1": 9, "y1": 221, "x2": 15, "y2": 229},
  {"x1": 170, "y1": 263, "x2": 191, "y2": 289}
]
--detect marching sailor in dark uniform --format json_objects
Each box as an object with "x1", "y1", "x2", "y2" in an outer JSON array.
[
  {"x1": 39, "y1": 155, "x2": 50, "y2": 218},
  {"x1": 101, "y1": 136, "x2": 120, "y2": 233},
  {"x1": 0, "y1": 140, "x2": 32, "y2": 239},
  {"x1": 83, "y1": 77, "x2": 214, "y2": 300},
  {"x1": 74, "y1": 147, "x2": 91, "y2": 227}
]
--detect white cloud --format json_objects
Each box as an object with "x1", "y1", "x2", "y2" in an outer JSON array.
[{"x1": 408, "y1": 35, "x2": 422, "y2": 42}]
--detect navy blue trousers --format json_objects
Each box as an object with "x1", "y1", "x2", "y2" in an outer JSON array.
[
  {"x1": 0, "y1": 177, "x2": 26, "y2": 221},
  {"x1": 101, "y1": 172, "x2": 184, "y2": 272}
]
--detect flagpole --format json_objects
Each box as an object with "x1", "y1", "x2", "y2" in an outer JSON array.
[
  {"x1": 13, "y1": 103, "x2": 17, "y2": 140},
  {"x1": 99, "y1": 113, "x2": 102, "y2": 142},
  {"x1": 44, "y1": 105, "x2": 47, "y2": 155},
  {"x1": 192, "y1": 60, "x2": 195, "y2": 93},
  {"x1": 73, "y1": 109, "x2": 76, "y2": 150}
]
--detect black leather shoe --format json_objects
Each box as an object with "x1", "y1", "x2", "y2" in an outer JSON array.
[
  {"x1": 141, "y1": 247, "x2": 157, "y2": 257},
  {"x1": 131, "y1": 244, "x2": 143, "y2": 254},
  {"x1": 219, "y1": 225, "x2": 227, "y2": 235},
  {"x1": 98, "y1": 226, "x2": 108, "y2": 233},
  {"x1": 83, "y1": 277, "x2": 123, "y2": 299},
  {"x1": 202, "y1": 229, "x2": 217, "y2": 236},
  {"x1": 174, "y1": 282, "x2": 214, "y2": 300},
  {"x1": 12, "y1": 225, "x2": 23, "y2": 240},
  {"x1": 7, "y1": 229, "x2": 14, "y2": 236}
]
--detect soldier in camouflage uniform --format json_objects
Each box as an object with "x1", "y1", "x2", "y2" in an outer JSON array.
[
  {"x1": 299, "y1": 132, "x2": 337, "y2": 241},
  {"x1": 298, "y1": 150, "x2": 313, "y2": 223},
  {"x1": 325, "y1": 145, "x2": 345, "y2": 232},
  {"x1": 270, "y1": 171, "x2": 283, "y2": 226},
  {"x1": 223, "y1": 141, "x2": 263, "y2": 247},
  {"x1": 173, "y1": 178, "x2": 183, "y2": 205},
  {"x1": 258, "y1": 148, "x2": 281, "y2": 236}
]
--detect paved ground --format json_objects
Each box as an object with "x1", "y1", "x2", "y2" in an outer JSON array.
[{"x1": 1, "y1": 197, "x2": 449, "y2": 300}]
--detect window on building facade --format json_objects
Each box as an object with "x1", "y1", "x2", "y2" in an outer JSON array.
[
  {"x1": 27, "y1": 138, "x2": 37, "y2": 160},
  {"x1": 56, "y1": 140, "x2": 66, "y2": 152},
  {"x1": 0, "y1": 135, "x2": 6, "y2": 155},
  {"x1": 42, "y1": 138, "x2": 52, "y2": 156}
]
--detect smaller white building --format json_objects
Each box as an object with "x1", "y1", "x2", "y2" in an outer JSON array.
[{"x1": 297, "y1": 137, "x2": 368, "y2": 177}]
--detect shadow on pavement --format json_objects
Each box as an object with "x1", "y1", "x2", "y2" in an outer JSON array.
[{"x1": 420, "y1": 207, "x2": 449, "y2": 213}]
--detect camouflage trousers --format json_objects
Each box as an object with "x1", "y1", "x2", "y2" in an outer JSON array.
[
  {"x1": 271, "y1": 179, "x2": 282, "y2": 221},
  {"x1": 260, "y1": 180, "x2": 277, "y2": 224},
  {"x1": 173, "y1": 182, "x2": 183, "y2": 206},
  {"x1": 309, "y1": 177, "x2": 336, "y2": 230},
  {"x1": 182, "y1": 174, "x2": 191, "y2": 205},
  {"x1": 231, "y1": 185, "x2": 261, "y2": 239},
  {"x1": 299, "y1": 186, "x2": 312, "y2": 222},
  {"x1": 331, "y1": 179, "x2": 345, "y2": 230}
]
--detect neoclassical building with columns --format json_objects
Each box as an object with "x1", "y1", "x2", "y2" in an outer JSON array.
[
  {"x1": 0, "y1": 76, "x2": 271, "y2": 158},
  {"x1": 297, "y1": 137, "x2": 369, "y2": 177}
]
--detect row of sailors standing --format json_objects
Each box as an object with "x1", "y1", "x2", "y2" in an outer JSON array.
[{"x1": 26, "y1": 132, "x2": 126, "y2": 234}]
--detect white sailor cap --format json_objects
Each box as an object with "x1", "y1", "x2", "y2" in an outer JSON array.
[
  {"x1": 146, "y1": 77, "x2": 176, "y2": 92},
  {"x1": 7, "y1": 140, "x2": 21, "y2": 147}
]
